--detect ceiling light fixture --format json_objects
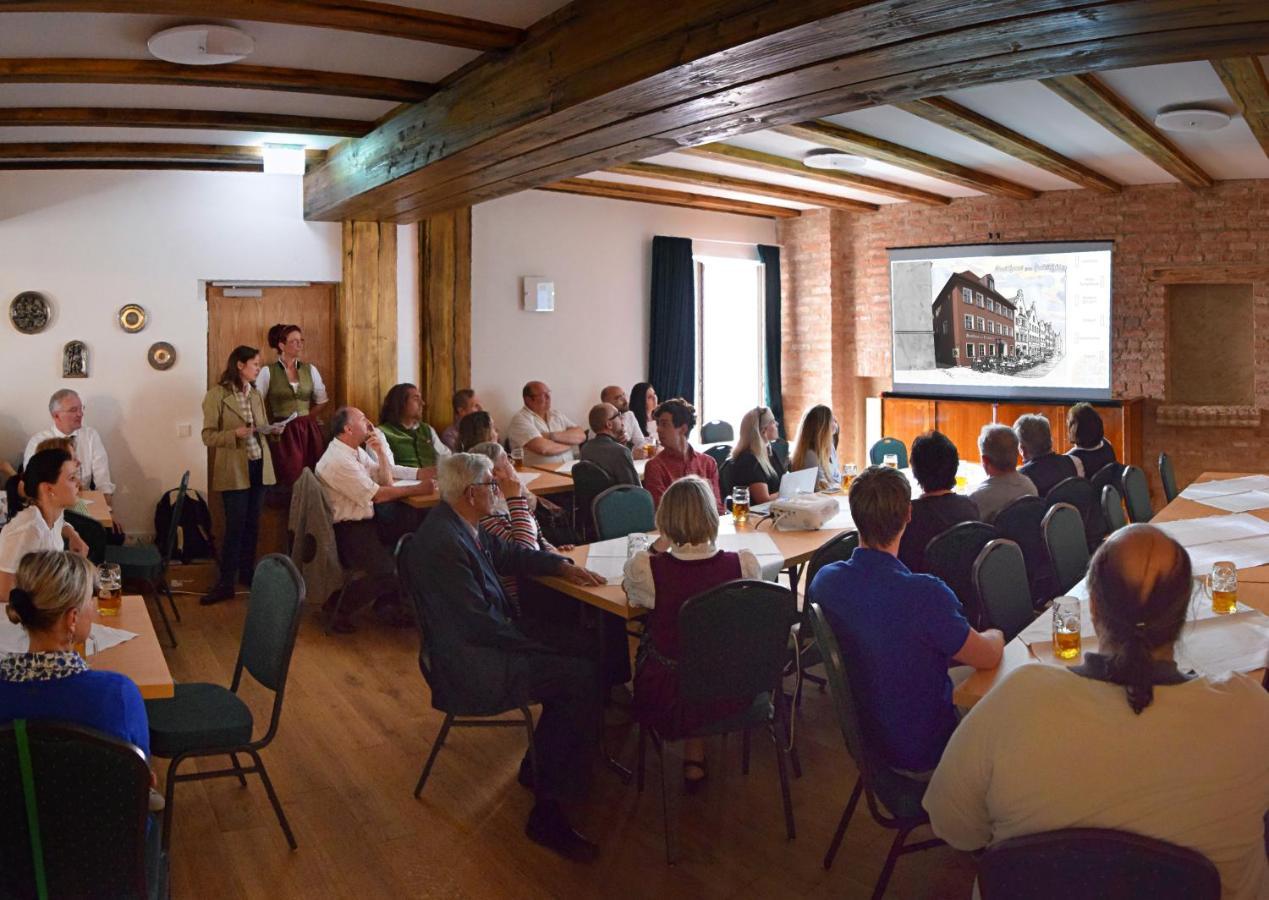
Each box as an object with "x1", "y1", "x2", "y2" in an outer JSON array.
[
  {"x1": 802, "y1": 148, "x2": 869, "y2": 171},
  {"x1": 148, "y1": 24, "x2": 254, "y2": 65},
  {"x1": 1153, "y1": 106, "x2": 1230, "y2": 133},
  {"x1": 261, "y1": 143, "x2": 307, "y2": 176}
]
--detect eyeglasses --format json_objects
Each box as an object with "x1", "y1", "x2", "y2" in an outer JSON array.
[
  {"x1": 608, "y1": 411, "x2": 623, "y2": 422},
  {"x1": 469, "y1": 480, "x2": 500, "y2": 493}
]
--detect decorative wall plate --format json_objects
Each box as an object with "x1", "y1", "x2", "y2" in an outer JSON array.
[
  {"x1": 10, "y1": 291, "x2": 51, "y2": 334},
  {"x1": 148, "y1": 341, "x2": 176, "y2": 371},
  {"x1": 118, "y1": 303, "x2": 147, "y2": 333}
]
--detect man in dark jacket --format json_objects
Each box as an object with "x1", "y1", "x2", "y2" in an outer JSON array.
[
  {"x1": 1015, "y1": 413, "x2": 1078, "y2": 497},
  {"x1": 580, "y1": 402, "x2": 641, "y2": 486}
]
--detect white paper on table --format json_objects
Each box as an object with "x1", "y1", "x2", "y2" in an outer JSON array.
[
  {"x1": 1192, "y1": 490, "x2": 1269, "y2": 514},
  {"x1": 550, "y1": 460, "x2": 578, "y2": 475},
  {"x1": 1187, "y1": 535, "x2": 1269, "y2": 573},
  {"x1": 80, "y1": 497, "x2": 95, "y2": 506},
  {"x1": 716, "y1": 531, "x2": 780, "y2": 557},
  {"x1": 1180, "y1": 474, "x2": 1269, "y2": 500},
  {"x1": 1175, "y1": 612, "x2": 1269, "y2": 676},
  {"x1": 585, "y1": 536, "x2": 636, "y2": 558},
  {"x1": 0, "y1": 619, "x2": 138, "y2": 656},
  {"x1": 584, "y1": 554, "x2": 629, "y2": 585},
  {"x1": 1154, "y1": 513, "x2": 1269, "y2": 547},
  {"x1": 516, "y1": 471, "x2": 540, "y2": 486}
]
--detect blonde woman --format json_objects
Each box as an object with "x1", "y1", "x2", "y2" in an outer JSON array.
[
  {"x1": 791, "y1": 404, "x2": 840, "y2": 491},
  {"x1": 730, "y1": 406, "x2": 785, "y2": 504},
  {"x1": 623, "y1": 475, "x2": 763, "y2": 791}
]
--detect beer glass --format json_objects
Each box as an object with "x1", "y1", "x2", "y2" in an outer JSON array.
[
  {"x1": 96, "y1": 562, "x2": 122, "y2": 617},
  {"x1": 841, "y1": 463, "x2": 858, "y2": 492},
  {"x1": 1206, "y1": 561, "x2": 1238, "y2": 614},
  {"x1": 1051, "y1": 596, "x2": 1081, "y2": 660},
  {"x1": 510, "y1": 447, "x2": 525, "y2": 470},
  {"x1": 954, "y1": 473, "x2": 968, "y2": 492},
  {"x1": 732, "y1": 486, "x2": 750, "y2": 525},
  {"x1": 626, "y1": 533, "x2": 651, "y2": 559},
  {"x1": 882, "y1": 453, "x2": 899, "y2": 469}
]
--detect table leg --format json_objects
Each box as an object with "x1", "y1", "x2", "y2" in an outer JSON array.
[{"x1": 593, "y1": 605, "x2": 632, "y2": 782}]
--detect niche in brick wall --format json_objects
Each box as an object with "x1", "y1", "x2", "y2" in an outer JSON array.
[{"x1": 1160, "y1": 283, "x2": 1259, "y2": 427}]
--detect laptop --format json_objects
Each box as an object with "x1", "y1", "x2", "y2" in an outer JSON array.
[{"x1": 750, "y1": 466, "x2": 818, "y2": 514}]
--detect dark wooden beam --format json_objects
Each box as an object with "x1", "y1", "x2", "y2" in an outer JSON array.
[
  {"x1": 1, "y1": 1, "x2": 523, "y2": 50},
  {"x1": 682, "y1": 143, "x2": 949, "y2": 205},
  {"x1": 608, "y1": 161, "x2": 879, "y2": 211},
  {"x1": 895, "y1": 96, "x2": 1122, "y2": 193},
  {"x1": 775, "y1": 119, "x2": 1037, "y2": 200},
  {"x1": 304, "y1": 1, "x2": 1269, "y2": 221},
  {"x1": 0, "y1": 142, "x2": 326, "y2": 165},
  {"x1": 1041, "y1": 73, "x2": 1214, "y2": 188},
  {"x1": 1211, "y1": 56, "x2": 1269, "y2": 161},
  {"x1": 0, "y1": 106, "x2": 371, "y2": 137},
  {"x1": 538, "y1": 178, "x2": 801, "y2": 219},
  {"x1": 0, "y1": 58, "x2": 433, "y2": 102}
]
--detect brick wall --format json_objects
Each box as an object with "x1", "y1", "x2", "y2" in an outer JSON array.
[{"x1": 778, "y1": 180, "x2": 1269, "y2": 504}]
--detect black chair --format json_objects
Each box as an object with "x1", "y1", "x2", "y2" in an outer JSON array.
[
  {"x1": 145, "y1": 554, "x2": 304, "y2": 851},
  {"x1": 64, "y1": 508, "x2": 108, "y2": 565},
  {"x1": 1121, "y1": 465, "x2": 1154, "y2": 523},
  {"x1": 700, "y1": 420, "x2": 734, "y2": 443},
  {"x1": 924, "y1": 521, "x2": 998, "y2": 628},
  {"x1": 570, "y1": 459, "x2": 614, "y2": 542},
  {"x1": 703, "y1": 444, "x2": 730, "y2": 468},
  {"x1": 1042, "y1": 502, "x2": 1090, "y2": 596},
  {"x1": 1088, "y1": 463, "x2": 1124, "y2": 547},
  {"x1": 972, "y1": 539, "x2": 1037, "y2": 642},
  {"x1": 718, "y1": 457, "x2": 736, "y2": 505},
  {"x1": 770, "y1": 437, "x2": 790, "y2": 471},
  {"x1": 636, "y1": 580, "x2": 797, "y2": 863},
  {"x1": 1102, "y1": 484, "x2": 1128, "y2": 533},
  {"x1": 807, "y1": 603, "x2": 942, "y2": 899},
  {"x1": 789, "y1": 531, "x2": 860, "y2": 699},
  {"x1": 1, "y1": 721, "x2": 166, "y2": 900},
  {"x1": 1159, "y1": 452, "x2": 1179, "y2": 503},
  {"x1": 1046, "y1": 475, "x2": 1099, "y2": 552},
  {"x1": 592, "y1": 484, "x2": 655, "y2": 540},
  {"x1": 993, "y1": 494, "x2": 1053, "y2": 607},
  {"x1": 868, "y1": 437, "x2": 908, "y2": 468},
  {"x1": 978, "y1": 827, "x2": 1220, "y2": 900}
]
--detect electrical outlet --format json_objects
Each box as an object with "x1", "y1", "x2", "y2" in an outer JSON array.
[{"x1": 176, "y1": 423, "x2": 192, "y2": 438}]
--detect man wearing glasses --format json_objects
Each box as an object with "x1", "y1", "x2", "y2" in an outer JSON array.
[
  {"x1": 24, "y1": 389, "x2": 115, "y2": 506},
  {"x1": 580, "y1": 403, "x2": 640, "y2": 486}
]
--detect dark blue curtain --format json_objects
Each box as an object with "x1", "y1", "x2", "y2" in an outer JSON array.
[
  {"x1": 648, "y1": 236, "x2": 695, "y2": 404},
  {"x1": 758, "y1": 244, "x2": 785, "y2": 435}
]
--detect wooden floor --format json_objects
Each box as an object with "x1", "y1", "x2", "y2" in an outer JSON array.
[{"x1": 160, "y1": 583, "x2": 977, "y2": 899}]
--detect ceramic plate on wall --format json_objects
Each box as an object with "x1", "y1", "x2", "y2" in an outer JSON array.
[
  {"x1": 119, "y1": 303, "x2": 147, "y2": 333},
  {"x1": 148, "y1": 341, "x2": 176, "y2": 370},
  {"x1": 10, "y1": 291, "x2": 51, "y2": 334}
]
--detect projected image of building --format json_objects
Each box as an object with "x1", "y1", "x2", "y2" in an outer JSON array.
[{"x1": 931, "y1": 271, "x2": 1016, "y2": 367}]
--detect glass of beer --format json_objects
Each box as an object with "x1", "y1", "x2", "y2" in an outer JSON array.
[
  {"x1": 732, "y1": 486, "x2": 750, "y2": 526},
  {"x1": 955, "y1": 473, "x2": 968, "y2": 493},
  {"x1": 510, "y1": 447, "x2": 525, "y2": 471},
  {"x1": 883, "y1": 453, "x2": 899, "y2": 469},
  {"x1": 1051, "y1": 596, "x2": 1081, "y2": 660},
  {"x1": 1207, "y1": 561, "x2": 1238, "y2": 614},
  {"x1": 96, "y1": 562, "x2": 122, "y2": 617},
  {"x1": 643, "y1": 438, "x2": 656, "y2": 457},
  {"x1": 841, "y1": 463, "x2": 858, "y2": 492}
]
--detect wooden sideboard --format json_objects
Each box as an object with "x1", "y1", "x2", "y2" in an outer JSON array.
[{"x1": 880, "y1": 395, "x2": 1143, "y2": 469}]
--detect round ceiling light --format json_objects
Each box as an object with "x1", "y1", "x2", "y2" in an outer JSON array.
[
  {"x1": 802, "y1": 148, "x2": 869, "y2": 171},
  {"x1": 1153, "y1": 107, "x2": 1230, "y2": 133},
  {"x1": 148, "y1": 24, "x2": 254, "y2": 65}
]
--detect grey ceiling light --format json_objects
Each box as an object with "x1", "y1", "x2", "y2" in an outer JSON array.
[
  {"x1": 1153, "y1": 106, "x2": 1231, "y2": 133},
  {"x1": 802, "y1": 148, "x2": 869, "y2": 171},
  {"x1": 148, "y1": 24, "x2": 254, "y2": 65}
]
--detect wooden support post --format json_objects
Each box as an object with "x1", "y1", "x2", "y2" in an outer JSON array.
[
  {"x1": 338, "y1": 221, "x2": 397, "y2": 417},
  {"x1": 420, "y1": 207, "x2": 472, "y2": 432}
]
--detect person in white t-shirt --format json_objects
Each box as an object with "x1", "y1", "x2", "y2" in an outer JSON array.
[
  {"x1": 0, "y1": 448, "x2": 88, "y2": 600},
  {"x1": 924, "y1": 524, "x2": 1269, "y2": 900},
  {"x1": 507, "y1": 381, "x2": 585, "y2": 468}
]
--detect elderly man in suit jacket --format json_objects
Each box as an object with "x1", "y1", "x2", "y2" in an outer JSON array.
[
  {"x1": 580, "y1": 402, "x2": 641, "y2": 487},
  {"x1": 403, "y1": 453, "x2": 606, "y2": 863}
]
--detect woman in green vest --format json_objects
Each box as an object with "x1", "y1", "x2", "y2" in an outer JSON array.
[
  {"x1": 256, "y1": 323, "x2": 329, "y2": 423},
  {"x1": 377, "y1": 383, "x2": 450, "y2": 470}
]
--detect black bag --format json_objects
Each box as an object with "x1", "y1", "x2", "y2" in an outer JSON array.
[{"x1": 153, "y1": 487, "x2": 217, "y2": 563}]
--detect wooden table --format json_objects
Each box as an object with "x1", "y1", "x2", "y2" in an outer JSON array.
[
  {"x1": 78, "y1": 489, "x2": 113, "y2": 528},
  {"x1": 404, "y1": 469, "x2": 575, "y2": 510},
  {"x1": 955, "y1": 471, "x2": 1269, "y2": 707}
]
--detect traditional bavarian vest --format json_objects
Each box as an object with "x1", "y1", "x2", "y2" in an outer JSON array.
[
  {"x1": 380, "y1": 421, "x2": 439, "y2": 468},
  {"x1": 265, "y1": 359, "x2": 315, "y2": 421}
]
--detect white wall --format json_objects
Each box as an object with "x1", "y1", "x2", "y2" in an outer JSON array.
[
  {"x1": 0, "y1": 171, "x2": 341, "y2": 533},
  {"x1": 471, "y1": 190, "x2": 777, "y2": 432}
]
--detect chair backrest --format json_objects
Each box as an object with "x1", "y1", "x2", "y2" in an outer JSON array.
[
  {"x1": 592, "y1": 484, "x2": 655, "y2": 540},
  {"x1": 1042, "y1": 502, "x2": 1090, "y2": 596},
  {"x1": 396, "y1": 532, "x2": 434, "y2": 681},
  {"x1": 972, "y1": 539, "x2": 1036, "y2": 642},
  {"x1": 1158, "y1": 452, "x2": 1178, "y2": 503},
  {"x1": 703, "y1": 444, "x2": 730, "y2": 468},
  {"x1": 1046, "y1": 475, "x2": 1101, "y2": 548},
  {"x1": 769, "y1": 437, "x2": 790, "y2": 471},
  {"x1": 804, "y1": 530, "x2": 861, "y2": 606},
  {"x1": 1101, "y1": 484, "x2": 1128, "y2": 533},
  {"x1": 992, "y1": 494, "x2": 1050, "y2": 603},
  {"x1": 868, "y1": 436, "x2": 908, "y2": 468},
  {"x1": 924, "y1": 521, "x2": 998, "y2": 628},
  {"x1": 978, "y1": 827, "x2": 1221, "y2": 900},
  {"x1": 63, "y1": 509, "x2": 108, "y2": 565},
  {"x1": 678, "y1": 580, "x2": 796, "y2": 704},
  {"x1": 1120, "y1": 465, "x2": 1154, "y2": 523},
  {"x1": 0, "y1": 721, "x2": 153, "y2": 900},
  {"x1": 233, "y1": 554, "x2": 305, "y2": 741},
  {"x1": 571, "y1": 460, "x2": 614, "y2": 540},
  {"x1": 717, "y1": 457, "x2": 736, "y2": 502},
  {"x1": 700, "y1": 419, "x2": 734, "y2": 443},
  {"x1": 159, "y1": 470, "x2": 191, "y2": 567}
]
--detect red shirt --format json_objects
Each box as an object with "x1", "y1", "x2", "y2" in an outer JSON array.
[{"x1": 642, "y1": 444, "x2": 724, "y2": 514}]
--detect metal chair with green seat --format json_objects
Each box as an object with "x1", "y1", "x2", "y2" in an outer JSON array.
[
  {"x1": 993, "y1": 494, "x2": 1053, "y2": 608},
  {"x1": 636, "y1": 579, "x2": 798, "y2": 863},
  {"x1": 806, "y1": 602, "x2": 943, "y2": 899},
  {"x1": 64, "y1": 509, "x2": 108, "y2": 565},
  {"x1": 1101, "y1": 484, "x2": 1128, "y2": 533},
  {"x1": 972, "y1": 539, "x2": 1038, "y2": 642},
  {"x1": 924, "y1": 521, "x2": 998, "y2": 629},
  {"x1": 1120, "y1": 465, "x2": 1154, "y2": 523},
  {"x1": 868, "y1": 436, "x2": 908, "y2": 468},
  {"x1": 144, "y1": 553, "x2": 304, "y2": 852},
  {"x1": 1158, "y1": 452, "x2": 1179, "y2": 503},
  {"x1": 1042, "y1": 502, "x2": 1091, "y2": 596},
  {"x1": 789, "y1": 530, "x2": 860, "y2": 701},
  {"x1": 1087, "y1": 463, "x2": 1124, "y2": 547},
  {"x1": 570, "y1": 460, "x2": 613, "y2": 543},
  {"x1": 700, "y1": 420, "x2": 733, "y2": 443},
  {"x1": 592, "y1": 484, "x2": 655, "y2": 540},
  {"x1": 105, "y1": 471, "x2": 189, "y2": 648}
]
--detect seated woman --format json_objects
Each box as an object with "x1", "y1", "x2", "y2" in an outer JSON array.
[
  {"x1": 790, "y1": 404, "x2": 841, "y2": 491},
  {"x1": 924, "y1": 525, "x2": 1269, "y2": 899},
  {"x1": 458, "y1": 411, "x2": 499, "y2": 452},
  {"x1": 623, "y1": 476, "x2": 763, "y2": 791},
  {"x1": 897, "y1": 430, "x2": 980, "y2": 573},
  {"x1": 34, "y1": 436, "x2": 93, "y2": 518},
  {"x1": 1065, "y1": 401, "x2": 1116, "y2": 477},
  {"x1": 378, "y1": 383, "x2": 450, "y2": 470},
  {"x1": 630, "y1": 382, "x2": 659, "y2": 444},
  {"x1": 0, "y1": 449, "x2": 87, "y2": 599},
  {"x1": 729, "y1": 406, "x2": 786, "y2": 504}
]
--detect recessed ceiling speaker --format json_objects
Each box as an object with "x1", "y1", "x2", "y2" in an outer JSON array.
[
  {"x1": 802, "y1": 148, "x2": 869, "y2": 171},
  {"x1": 148, "y1": 24, "x2": 254, "y2": 65},
  {"x1": 1153, "y1": 107, "x2": 1231, "y2": 133}
]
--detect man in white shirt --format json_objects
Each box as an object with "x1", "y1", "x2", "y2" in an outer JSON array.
[
  {"x1": 507, "y1": 381, "x2": 586, "y2": 467},
  {"x1": 24, "y1": 389, "x2": 115, "y2": 503},
  {"x1": 599, "y1": 386, "x2": 648, "y2": 459}
]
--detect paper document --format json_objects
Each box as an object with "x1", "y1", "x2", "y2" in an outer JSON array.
[
  {"x1": 585, "y1": 536, "x2": 637, "y2": 558},
  {"x1": 517, "y1": 472, "x2": 540, "y2": 486},
  {"x1": 1175, "y1": 613, "x2": 1269, "y2": 676},
  {"x1": 255, "y1": 411, "x2": 298, "y2": 436},
  {"x1": 0, "y1": 618, "x2": 138, "y2": 656},
  {"x1": 1180, "y1": 474, "x2": 1269, "y2": 500},
  {"x1": 1154, "y1": 513, "x2": 1269, "y2": 547},
  {"x1": 585, "y1": 554, "x2": 628, "y2": 585},
  {"x1": 1186, "y1": 535, "x2": 1269, "y2": 574},
  {"x1": 1193, "y1": 490, "x2": 1269, "y2": 514}
]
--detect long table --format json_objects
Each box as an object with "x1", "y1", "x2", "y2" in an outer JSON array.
[
  {"x1": 403, "y1": 469, "x2": 575, "y2": 510},
  {"x1": 79, "y1": 489, "x2": 114, "y2": 528}
]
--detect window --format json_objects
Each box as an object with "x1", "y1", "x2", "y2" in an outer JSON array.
[
  {"x1": 962, "y1": 287, "x2": 973, "y2": 304},
  {"x1": 988, "y1": 344, "x2": 995, "y2": 357},
  {"x1": 977, "y1": 292, "x2": 984, "y2": 307},
  {"x1": 952, "y1": 347, "x2": 959, "y2": 358},
  {"x1": 965, "y1": 343, "x2": 974, "y2": 358},
  {"x1": 977, "y1": 316, "x2": 985, "y2": 331},
  {"x1": 963, "y1": 313, "x2": 973, "y2": 330},
  {"x1": 988, "y1": 321, "x2": 996, "y2": 335},
  {"x1": 696, "y1": 256, "x2": 766, "y2": 436},
  {"x1": 980, "y1": 343, "x2": 987, "y2": 357}
]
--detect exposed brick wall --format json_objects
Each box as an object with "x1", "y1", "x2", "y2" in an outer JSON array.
[{"x1": 779, "y1": 180, "x2": 1269, "y2": 504}]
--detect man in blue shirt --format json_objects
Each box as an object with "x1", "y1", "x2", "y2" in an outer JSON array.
[{"x1": 812, "y1": 465, "x2": 1004, "y2": 777}]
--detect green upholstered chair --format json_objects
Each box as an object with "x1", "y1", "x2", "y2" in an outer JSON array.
[
  {"x1": 592, "y1": 485, "x2": 655, "y2": 540},
  {"x1": 1042, "y1": 502, "x2": 1091, "y2": 596},
  {"x1": 972, "y1": 538, "x2": 1038, "y2": 642},
  {"x1": 789, "y1": 530, "x2": 860, "y2": 700},
  {"x1": 105, "y1": 471, "x2": 189, "y2": 647},
  {"x1": 925, "y1": 521, "x2": 998, "y2": 629},
  {"x1": 1088, "y1": 463, "x2": 1124, "y2": 547},
  {"x1": 700, "y1": 420, "x2": 734, "y2": 443},
  {"x1": 703, "y1": 444, "x2": 730, "y2": 468},
  {"x1": 1158, "y1": 452, "x2": 1179, "y2": 503},
  {"x1": 868, "y1": 436, "x2": 908, "y2": 468},
  {"x1": 993, "y1": 494, "x2": 1054, "y2": 608},
  {"x1": 1102, "y1": 484, "x2": 1129, "y2": 533},
  {"x1": 1120, "y1": 465, "x2": 1154, "y2": 523},
  {"x1": 144, "y1": 553, "x2": 304, "y2": 851}
]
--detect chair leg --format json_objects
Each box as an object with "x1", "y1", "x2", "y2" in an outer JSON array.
[
  {"x1": 147, "y1": 581, "x2": 178, "y2": 648},
  {"x1": 520, "y1": 707, "x2": 540, "y2": 799},
  {"x1": 769, "y1": 724, "x2": 796, "y2": 841},
  {"x1": 230, "y1": 752, "x2": 248, "y2": 787},
  {"x1": 823, "y1": 777, "x2": 863, "y2": 870},
  {"x1": 871, "y1": 828, "x2": 910, "y2": 900},
  {"x1": 414, "y1": 713, "x2": 454, "y2": 798},
  {"x1": 777, "y1": 690, "x2": 802, "y2": 780},
  {"x1": 324, "y1": 584, "x2": 349, "y2": 636},
  {"x1": 657, "y1": 737, "x2": 676, "y2": 865},
  {"x1": 741, "y1": 728, "x2": 751, "y2": 775},
  {"x1": 161, "y1": 575, "x2": 181, "y2": 623},
  {"x1": 246, "y1": 748, "x2": 297, "y2": 850},
  {"x1": 160, "y1": 755, "x2": 185, "y2": 850}
]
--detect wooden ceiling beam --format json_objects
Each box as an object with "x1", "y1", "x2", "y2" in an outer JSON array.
[
  {"x1": 0, "y1": 142, "x2": 326, "y2": 165},
  {"x1": 895, "y1": 96, "x2": 1122, "y2": 193},
  {"x1": 537, "y1": 178, "x2": 800, "y2": 219},
  {"x1": 0, "y1": 59, "x2": 433, "y2": 102},
  {"x1": 608, "y1": 161, "x2": 879, "y2": 211},
  {"x1": 1041, "y1": 73, "x2": 1214, "y2": 188},
  {"x1": 0, "y1": 107, "x2": 372, "y2": 137},
  {"x1": 775, "y1": 119, "x2": 1037, "y2": 200},
  {"x1": 682, "y1": 143, "x2": 949, "y2": 205},
  {"x1": 1211, "y1": 56, "x2": 1269, "y2": 161},
  {"x1": 0, "y1": 1, "x2": 523, "y2": 51}
]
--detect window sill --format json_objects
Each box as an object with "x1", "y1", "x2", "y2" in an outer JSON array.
[{"x1": 1154, "y1": 405, "x2": 1261, "y2": 428}]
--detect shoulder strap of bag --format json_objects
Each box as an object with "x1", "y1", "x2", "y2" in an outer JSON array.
[{"x1": 15, "y1": 719, "x2": 49, "y2": 900}]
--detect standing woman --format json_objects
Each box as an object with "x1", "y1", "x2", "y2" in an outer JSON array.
[
  {"x1": 730, "y1": 406, "x2": 786, "y2": 504},
  {"x1": 202, "y1": 345, "x2": 276, "y2": 605},
  {"x1": 791, "y1": 404, "x2": 841, "y2": 491},
  {"x1": 257, "y1": 324, "x2": 329, "y2": 423},
  {"x1": 630, "y1": 382, "x2": 658, "y2": 442}
]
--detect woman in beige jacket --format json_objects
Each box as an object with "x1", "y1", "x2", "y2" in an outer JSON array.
[{"x1": 201, "y1": 345, "x2": 276, "y2": 605}]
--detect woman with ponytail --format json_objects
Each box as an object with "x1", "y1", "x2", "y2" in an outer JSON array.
[
  {"x1": 923, "y1": 524, "x2": 1269, "y2": 899},
  {"x1": 0, "y1": 447, "x2": 87, "y2": 599}
]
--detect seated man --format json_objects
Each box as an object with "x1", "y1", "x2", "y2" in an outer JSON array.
[
  {"x1": 508, "y1": 382, "x2": 585, "y2": 468},
  {"x1": 969, "y1": 424, "x2": 1037, "y2": 524},
  {"x1": 403, "y1": 453, "x2": 606, "y2": 862},
  {"x1": 24, "y1": 389, "x2": 115, "y2": 507},
  {"x1": 440, "y1": 388, "x2": 481, "y2": 452},
  {"x1": 599, "y1": 385, "x2": 647, "y2": 458},
  {"x1": 898, "y1": 431, "x2": 980, "y2": 574},
  {"x1": 1014, "y1": 413, "x2": 1077, "y2": 497},
  {"x1": 811, "y1": 465, "x2": 1003, "y2": 778},
  {"x1": 642, "y1": 398, "x2": 723, "y2": 513},
  {"x1": 579, "y1": 403, "x2": 640, "y2": 487},
  {"x1": 315, "y1": 407, "x2": 435, "y2": 631}
]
